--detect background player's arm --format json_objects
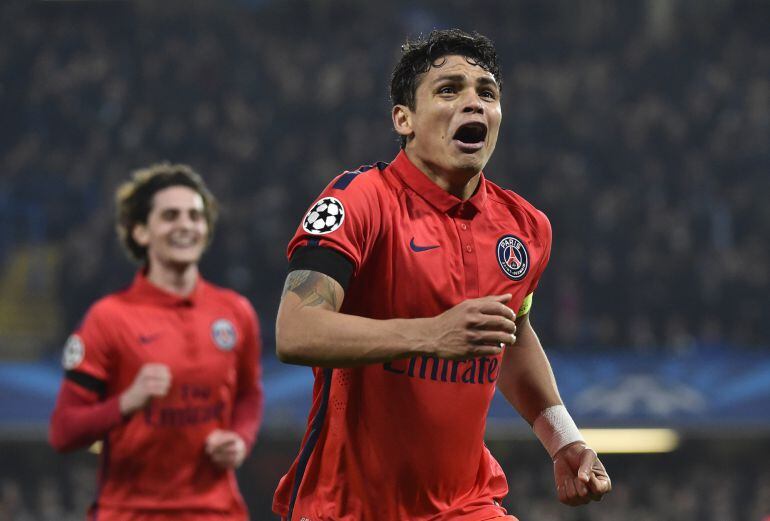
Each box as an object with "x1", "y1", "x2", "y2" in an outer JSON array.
[
  {"x1": 50, "y1": 363, "x2": 171, "y2": 452},
  {"x1": 497, "y1": 313, "x2": 611, "y2": 505},
  {"x1": 275, "y1": 270, "x2": 517, "y2": 367},
  {"x1": 206, "y1": 301, "x2": 264, "y2": 470},
  {"x1": 49, "y1": 381, "x2": 124, "y2": 452},
  {"x1": 228, "y1": 301, "x2": 263, "y2": 452}
]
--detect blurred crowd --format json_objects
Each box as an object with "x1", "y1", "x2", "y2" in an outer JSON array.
[
  {"x1": 0, "y1": 0, "x2": 768, "y2": 354},
  {"x1": 1, "y1": 438, "x2": 769, "y2": 520}
]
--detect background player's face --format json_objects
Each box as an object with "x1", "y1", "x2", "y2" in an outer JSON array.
[
  {"x1": 397, "y1": 54, "x2": 501, "y2": 178},
  {"x1": 133, "y1": 185, "x2": 209, "y2": 270}
]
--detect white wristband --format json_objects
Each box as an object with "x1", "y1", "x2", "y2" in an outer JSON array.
[{"x1": 532, "y1": 405, "x2": 584, "y2": 459}]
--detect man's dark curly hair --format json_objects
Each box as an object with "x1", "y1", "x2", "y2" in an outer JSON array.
[
  {"x1": 115, "y1": 162, "x2": 218, "y2": 263},
  {"x1": 390, "y1": 29, "x2": 502, "y2": 148}
]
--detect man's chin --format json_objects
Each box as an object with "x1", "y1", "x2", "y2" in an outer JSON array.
[
  {"x1": 164, "y1": 256, "x2": 202, "y2": 271},
  {"x1": 452, "y1": 154, "x2": 486, "y2": 175}
]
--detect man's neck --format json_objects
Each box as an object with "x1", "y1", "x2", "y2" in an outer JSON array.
[
  {"x1": 405, "y1": 149, "x2": 481, "y2": 200},
  {"x1": 146, "y1": 262, "x2": 199, "y2": 297}
]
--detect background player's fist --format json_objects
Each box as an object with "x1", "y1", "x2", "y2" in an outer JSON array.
[
  {"x1": 119, "y1": 363, "x2": 172, "y2": 415},
  {"x1": 421, "y1": 294, "x2": 517, "y2": 360},
  {"x1": 205, "y1": 429, "x2": 246, "y2": 469}
]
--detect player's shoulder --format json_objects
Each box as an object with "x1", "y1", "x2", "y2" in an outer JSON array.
[
  {"x1": 485, "y1": 179, "x2": 551, "y2": 235},
  {"x1": 84, "y1": 285, "x2": 133, "y2": 319},
  {"x1": 322, "y1": 161, "x2": 394, "y2": 197},
  {"x1": 199, "y1": 280, "x2": 257, "y2": 318},
  {"x1": 304, "y1": 161, "x2": 394, "y2": 232},
  {"x1": 72, "y1": 286, "x2": 133, "y2": 335}
]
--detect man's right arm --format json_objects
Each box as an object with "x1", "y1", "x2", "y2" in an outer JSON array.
[
  {"x1": 49, "y1": 381, "x2": 124, "y2": 452},
  {"x1": 275, "y1": 269, "x2": 518, "y2": 367},
  {"x1": 50, "y1": 364, "x2": 171, "y2": 452}
]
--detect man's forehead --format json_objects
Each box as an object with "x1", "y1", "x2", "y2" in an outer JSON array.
[
  {"x1": 152, "y1": 186, "x2": 205, "y2": 208},
  {"x1": 424, "y1": 54, "x2": 497, "y2": 83}
]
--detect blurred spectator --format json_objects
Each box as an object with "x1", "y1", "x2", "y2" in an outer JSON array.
[
  {"x1": 0, "y1": 0, "x2": 768, "y2": 355},
  {"x1": 0, "y1": 479, "x2": 34, "y2": 521}
]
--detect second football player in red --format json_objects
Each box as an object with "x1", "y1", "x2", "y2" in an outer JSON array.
[{"x1": 50, "y1": 164, "x2": 263, "y2": 520}]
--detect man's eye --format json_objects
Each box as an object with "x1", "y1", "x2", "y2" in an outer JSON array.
[
  {"x1": 480, "y1": 90, "x2": 497, "y2": 99},
  {"x1": 438, "y1": 86, "x2": 456, "y2": 95},
  {"x1": 161, "y1": 210, "x2": 178, "y2": 221},
  {"x1": 189, "y1": 210, "x2": 203, "y2": 221}
]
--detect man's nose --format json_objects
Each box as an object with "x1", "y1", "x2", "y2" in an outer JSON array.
[
  {"x1": 175, "y1": 213, "x2": 195, "y2": 228},
  {"x1": 462, "y1": 92, "x2": 484, "y2": 114}
]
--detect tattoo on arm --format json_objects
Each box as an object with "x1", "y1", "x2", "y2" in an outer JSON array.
[{"x1": 282, "y1": 270, "x2": 341, "y2": 311}]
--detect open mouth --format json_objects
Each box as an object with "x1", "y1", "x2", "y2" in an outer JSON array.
[
  {"x1": 452, "y1": 122, "x2": 488, "y2": 146},
  {"x1": 169, "y1": 236, "x2": 200, "y2": 248}
]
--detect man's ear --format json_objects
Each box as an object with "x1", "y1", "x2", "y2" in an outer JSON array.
[
  {"x1": 132, "y1": 223, "x2": 150, "y2": 247},
  {"x1": 392, "y1": 104, "x2": 414, "y2": 139}
]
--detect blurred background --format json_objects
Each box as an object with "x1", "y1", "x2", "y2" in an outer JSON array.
[{"x1": 1, "y1": 0, "x2": 769, "y2": 519}]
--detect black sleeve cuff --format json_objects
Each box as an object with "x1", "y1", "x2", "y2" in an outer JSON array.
[
  {"x1": 65, "y1": 370, "x2": 107, "y2": 397},
  {"x1": 288, "y1": 246, "x2": 354, "y2": 291}
]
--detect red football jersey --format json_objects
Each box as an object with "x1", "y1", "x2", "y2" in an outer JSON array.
[
  {"x1": 274, "y1": 151, "x2": 552, "y2": 521},
  {"x1": 54, "y1": 272, "x2": 262, "y2": 516}
]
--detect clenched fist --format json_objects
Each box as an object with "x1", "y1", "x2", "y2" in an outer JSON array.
[
  {"x1": 205, "y1": 429, "x2": 247, "y2": 469},
  {"x1": 119, "y1": 363, "x2": 172, "y2": 415},
  {"x1": 553, "y1": 442, "x2": 612, "y2": 506},
  {"x1": 419, "y1": 294, "x2": 517, "y2": 360}
]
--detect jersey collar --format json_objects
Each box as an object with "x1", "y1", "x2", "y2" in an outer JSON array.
[
  {"x1": 130, "y1": 268, "x2": 204, "y2": 307},
  {"x1": 390, "y1": 150, "x2": 488, "y2": 215}
]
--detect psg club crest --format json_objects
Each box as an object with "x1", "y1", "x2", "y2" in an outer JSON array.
[
  {"x1": 496, "y1": 235, "x2": 529, "y2": 281},
  {"x1": 62, "y1": 334, "x2": 85, "y2": 370},
  {"x1": 211, "y1": 319, "x2": 237, "y2": 351},
  {"x1": 302, "y1": 197, "x2": 345, "y2": 235}
]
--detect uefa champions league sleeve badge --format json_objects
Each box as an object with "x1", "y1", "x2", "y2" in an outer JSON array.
[
  {"x1": 302, "y1": 197, "x2": 345, "y2": 235},
  {"x1": 62, "y1": 334, "x2": 85, "y2": 370}
]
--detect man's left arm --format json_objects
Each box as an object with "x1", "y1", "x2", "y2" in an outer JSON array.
[
  {"x1": 206, "y1": 300, "x2": 264, "y2": 469},
  {"x1": 496, "y1": 313, "x2": 612, "y2": 505}
]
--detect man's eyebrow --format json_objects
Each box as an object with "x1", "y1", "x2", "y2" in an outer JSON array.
[
  {"x1": 432, "y1": 74, "x2": 499, "y2": 88},
  {"x1": 432, "y1": 74, "x2": 466, "y2": 84},
  {"x1": 476, "y1": 76, "x2": 498, "y2": 87}
]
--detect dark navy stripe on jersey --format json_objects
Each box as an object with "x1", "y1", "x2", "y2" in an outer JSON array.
[
  {"x1": 332, "y1": 171, "x2": 359, "y2": 190},
  {"x1": 66, "y1": 370, "x2": 107, "y2": 398},
  {"x1": 373, "y1": 161, "x2": 389, "y2": 171},
  {"x1": 331, "y1": 162, "x2": 389, "y2": 190},
  {"x1": 288, "y1": 368, "x2": 333, "y2": 520},
  {"x1": 307, "y1": 238, "x2": 320, "y2": 247}
]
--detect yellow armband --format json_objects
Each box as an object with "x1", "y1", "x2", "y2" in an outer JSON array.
[{"x1": 517, "y1": 293, "x2": 533, "y2": 317}]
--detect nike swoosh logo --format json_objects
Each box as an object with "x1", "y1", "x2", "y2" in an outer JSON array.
[
  {"x1": 410, "y1": 238, "x2": 440, "y2": 252},
  {"x1": 138, "y1": 334, "x2": 161, "y2": 345}
]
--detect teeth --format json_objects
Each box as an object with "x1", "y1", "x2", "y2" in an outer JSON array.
[{"x1": 169, "y1": 237, "x2": 198, "y2": 247}]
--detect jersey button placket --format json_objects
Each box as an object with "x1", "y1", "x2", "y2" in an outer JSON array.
[
  {"x1": 455, "y1": 206, "x2": 480, "y2": 297},
  {"x1": 178, "y1": 301, "x2": 198, "y2": 360}
]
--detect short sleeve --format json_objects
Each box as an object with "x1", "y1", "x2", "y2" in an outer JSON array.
[
  {"x1": 526, "y1": 210, "x2": 553, "y2": 296},
  {"x1": 61, "y1": 302, "x2": 114, "y2": 392},
  {"x1": 287, "y1": 167, "x2": 383, "y2": 277}
]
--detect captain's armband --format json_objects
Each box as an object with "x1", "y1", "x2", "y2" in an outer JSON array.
[{"x1": 517, "y1": 293, "x2": 533, "y2": 317}]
